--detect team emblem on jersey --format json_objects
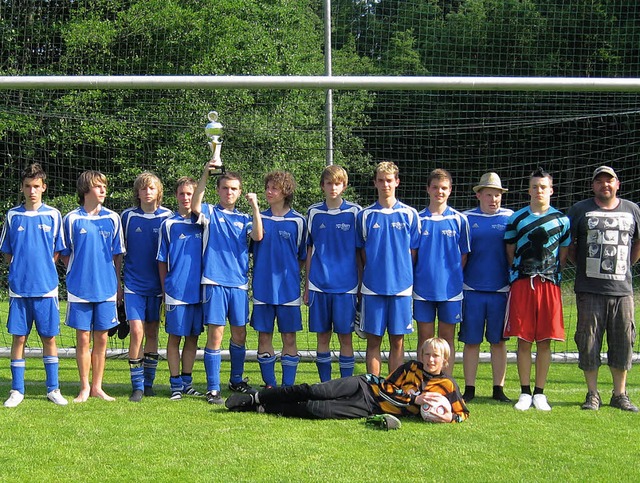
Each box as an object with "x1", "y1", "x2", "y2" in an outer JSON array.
[
  {"x1": 335, "y1": 223, "x2": 351, "y2": 231},
  {"x1": 391, "y1": 221, "x2": 406, "y2": 230},
  {"x1": 37, "y1": 224, "x2": 52, "y2": 232},
  {"x1": 99, "y1": 230, "x2": 111, "y2": 239},
  {"x1": 279, "y1": 230, "x2": 291, "y2": 239},
  {"x1": 233, "y1": 221, "x2": 244, "y2": 229},
  {"x1": 441, "y1": 229, "x2": 456, "y2": 237}
]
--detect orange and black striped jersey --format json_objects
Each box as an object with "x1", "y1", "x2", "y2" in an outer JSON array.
[{"x1": 365, "y1": 360, "x2": 469, "y2": 422}]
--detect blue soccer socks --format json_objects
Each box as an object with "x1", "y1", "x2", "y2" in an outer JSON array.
[
  {"x1": 316, "y1": 351, "x2": 332, "y2": 382},
  {"x1": 204, "y1": 347, "x2": 222, "y2": 392},
  {"x1": 229, "y1": 341, "x2": 247, "y2": 385},
  {"x1": 281, "y1": 354, "x2": 300, "y2": 387},
  {"x1": 43, "y1": 355, "x2": 60, "y2": 393},
  {"x1": 10, "y1": 359, "x2": 26, "y2": 394},
  {"x1": 258, "y1": 352, "x2": 277, "y2": 387}
]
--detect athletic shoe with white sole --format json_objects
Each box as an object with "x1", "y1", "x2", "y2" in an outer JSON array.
[
  {"x1": 365, "y1": 414, "x2": 402, "y2": 430},
  {"x1": 514, "y1": 393, "x2": 532, "y2": 411},
  {"x1": 47, "y1": 389, "x2": 69, "y2": 406},
  {"x1": 182, "y1": 386, "x2": 204, "y2": 397},
  {"x1": 206, "y1": 391, "x2": 224, "y2": 405},
  {"x1": 169, "y1": 390, "x2": 182, "y2": 401},
  {"x1": 532, "y1": 394, "x2": 552, "y2": 411},
  {"x1": 4, "y1": 390, "x2": 25, "y2": 408}
]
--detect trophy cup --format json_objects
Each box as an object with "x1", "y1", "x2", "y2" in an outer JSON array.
[{"x1": 205, "y1": 111, "x2": 225, "y2": 175}]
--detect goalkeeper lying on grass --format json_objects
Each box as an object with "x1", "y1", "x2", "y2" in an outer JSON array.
[{"x1": 225, "y1": 337, "x2": 468, "y2": 426}]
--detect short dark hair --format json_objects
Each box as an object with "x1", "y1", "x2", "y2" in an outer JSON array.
[
  {"x1": 21, "y1": 163, "x2": 47, "y2": 184},
  {"x1": 530, "y1": 166, "x2": 552, "y2": 183}
]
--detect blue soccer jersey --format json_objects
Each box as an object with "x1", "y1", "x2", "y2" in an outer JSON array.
[
  {"x1": 200, "y1": 202, "x2": 253, "y2": 290},
  {"x1": 307, "y1": 200, "x2": 361, "y2": 294},
  {"x1": 62, "y1": 206, "x2": 125, "y2": 303},
  {"x1": 463, "y1": 207, "x2": 513, "y2": 293},
  {"x1": 356, "y1": 201, "x2": 420, "y2": 296},
  {"x1": 121, "y1": 206, "x2": 172, "y2": 296},
  {"x1": 413, "y1": 206, "x2": 470, "y2": 301},
  {"x1": 156, "y1": 212, "x2": 203, "y2": 305},
  {"x1": 0, "y1": 203, "x2": 65, "y2": 298},
  {"x1": 251, "y1": 208, "x2": 307, "y2": 305},
  {"x1": 504, "y1": 206, "x2": 571, "y2": 285}
]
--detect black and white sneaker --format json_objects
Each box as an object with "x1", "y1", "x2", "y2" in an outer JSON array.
[
  {"x1": 228, "y1": 378, "x2": 257, "y2": 395},
  {"x1": 182, "y1": 386, "x2": 204, "y2": 397},
  {"x1": 206, "y1": 391, "x2": 224, "y2": 405},
  {"x1": 225, "y1": 393, "x2": 256, "y2": 412},
  {"x1": 169, "y1": 390, "x2": 182, "y2": 401}
]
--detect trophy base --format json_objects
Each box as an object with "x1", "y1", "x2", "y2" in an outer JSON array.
[{"x1": 209, "y1": 165, "x2": 226, "y2": 176}]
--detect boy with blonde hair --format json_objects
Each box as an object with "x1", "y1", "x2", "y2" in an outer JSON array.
[
  {"x1": 305, "y1": 165, "x2": 361, "y2": 381},
  {"x1": 121, "y1": 172, "x2": 172, "y2": 401},
  {"x1": 157, "y1": 176, "x2": 204, "y2": 400}
]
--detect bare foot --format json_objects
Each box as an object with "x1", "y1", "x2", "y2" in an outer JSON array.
[
  {"x1": 90, "y1": 388, "x2": 116, "y2": 402},
  {"x1": 73, "y1": 388, "x2": 90, "y2": 403}
]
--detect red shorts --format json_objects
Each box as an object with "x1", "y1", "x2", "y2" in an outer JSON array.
[{"x1": 503, "y1": 277, "x2": 565, "y2": 343}]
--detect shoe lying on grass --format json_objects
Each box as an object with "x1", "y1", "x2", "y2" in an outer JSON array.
[{"x1": 365, "y1": 414, "x2": 401, "y2": 431}]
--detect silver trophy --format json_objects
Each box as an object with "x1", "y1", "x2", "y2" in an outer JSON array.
[{"x1": 205, "y1": 111, "x2": 225, "y2": 175}]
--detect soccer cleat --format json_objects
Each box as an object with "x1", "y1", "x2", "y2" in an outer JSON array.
[
  {"x1": 514, "y1": 393, "x2": 532, "y2": 411},
  {"x1": 4, "y1": 390, "x2": 25, "y2": 408},
  {"x1": 225, "y1": 392, "x2": 256, "y2": 411},
  {"x1": 610, "y1": 392, "x2": 639, "y2": 412},
  {"x1": 129, "y1": 389, "x2": 144, "y2": 403},
  {"x1": 532, "y1": 394, "x2": 552, "y2": 411},
  {"x1": 169, "y1": 390, "x2": 182, "y2": 401},
  {"x1": 206, "y1": 391, "x2": 224, "y2": 405},
  {"x1": 365, "y1": 414, "x2": 402, "y2": 430},
  {"x1": 143, "y1": 386, "x2": 156, "y2": 397},
  {"x1": 581, "y1": 391, "x2": 601, "y2": 411},
  {"x1": 182, "y1": 386, "x2": 204, "y2": 397},
  {"x1": 47, "y1": 389, "x2": 69, "y2": 406},
  {"x1": 228, "y1": 378, "x2": 257, "y2": 395}
]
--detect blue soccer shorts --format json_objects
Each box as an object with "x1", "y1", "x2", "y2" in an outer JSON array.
[
  {"x1": 7, "y1": 296, "x2": 60, "y2": 338},
  {"x1": 66, "y1": 301, "x2": 117, "y2": 332},
  {"x1": 251, "y1": 304, "x2": 302, "y2": 333},
  {"x1": 308, "y1": 291, "x2": 357, "y2": 335},
  {"x1": 360, "y1": 294, "x2": 413, "y2": 337},
  {"x1": 459, "y1": 290, "x2": 508, "y2": 345},
  {"x1": 124, "y1": 292, "x2": 162, "y2": 323},
  {"x1": 165, "y1": 303, "x2": 204, "y2": 337},
  {"x1": 413, "y1": 299, "x2": 462, "y2": 325},
  {"x1": 202, "y1": 284, "x2": 249, "y2": 327}
]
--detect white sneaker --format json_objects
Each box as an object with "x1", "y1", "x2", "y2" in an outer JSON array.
[
  {"x1": 4, "y1": 390, "x2": 25, "y2": 408},
  {"x1": 532, "y1": 393, "x2": 552, "y2": 411},
  {"x1": 47, "y1": 389, "x2": 69, "y2": 406},
  {"x1": 514, "y1": 393, "x2": 532, "y2": 411}
]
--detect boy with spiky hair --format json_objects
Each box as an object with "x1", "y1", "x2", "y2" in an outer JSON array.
[
  {"x1": 504, "y1": 167, "x2": 570, "y2": 412},
  {"x1": 121, "y1": 172, "x2": 172, "y2": 402},
  {"x1": 251, "y1": 170, "x2": 307, "y2": 388},
  {"x1": 61, "y1": 170, "x2": 125, "y2": 403},
  {"x1": 192, "y1": 161, "x2": 264, "y2": 404},
  {"x1": 1, "y1": 163, "x2": 68, "y2": 407},
  {"x1": 413, "y1": 168, "x2": 470, "y2": 374},
  {"x1": 157, "y1": 176, "x2": 204, "y2": 400},
  {"x1": 356, "y1": 161, "x2": 420, "y2": 376},
  {"x1": 305, "y1": 165, "x2": 361, "y2": 381}
]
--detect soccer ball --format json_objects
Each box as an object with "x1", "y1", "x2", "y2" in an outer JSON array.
[{"x1": 420, "y1": 392, "x2": 452, "y2": 423}]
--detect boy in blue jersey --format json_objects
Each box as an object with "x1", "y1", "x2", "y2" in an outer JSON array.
[
  {"x1": 413, "y1": 169, "x2": 470, "y2": 374},
  {"x1": 61, "y1": 170, "x2": 125, "y2": 403},
  {"x1": 1, "y1": 164, "x2": 68, "y2": 407},
  {"x1": 461, "y1": 173, "x2": 513, "y2": 403},
  {"x1": 305, "y1": 165, "x2": 361, "y2": 382},
  {"x1": 192, "y1": 160, "x2": 264, "y2": 404},
  {"x1": 504, "y1": 168, "x2": 571, "y2": 411},
  {"x1": 356, "y1": 162, "x2": 420, "y2": 376},
  {"x1": 121, "y1": 172, "x2": 172, "y2": 402},
  {"x1": 251, "y1": 170, "x2": 307, "y2": 388},
  {"x1": 157, "y1": 177, "x2": 204, "y2": 400}
]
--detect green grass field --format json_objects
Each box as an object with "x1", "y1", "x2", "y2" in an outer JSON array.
[{"x1": 1, "y1": 358, "x2": 639, "y2": 482}]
